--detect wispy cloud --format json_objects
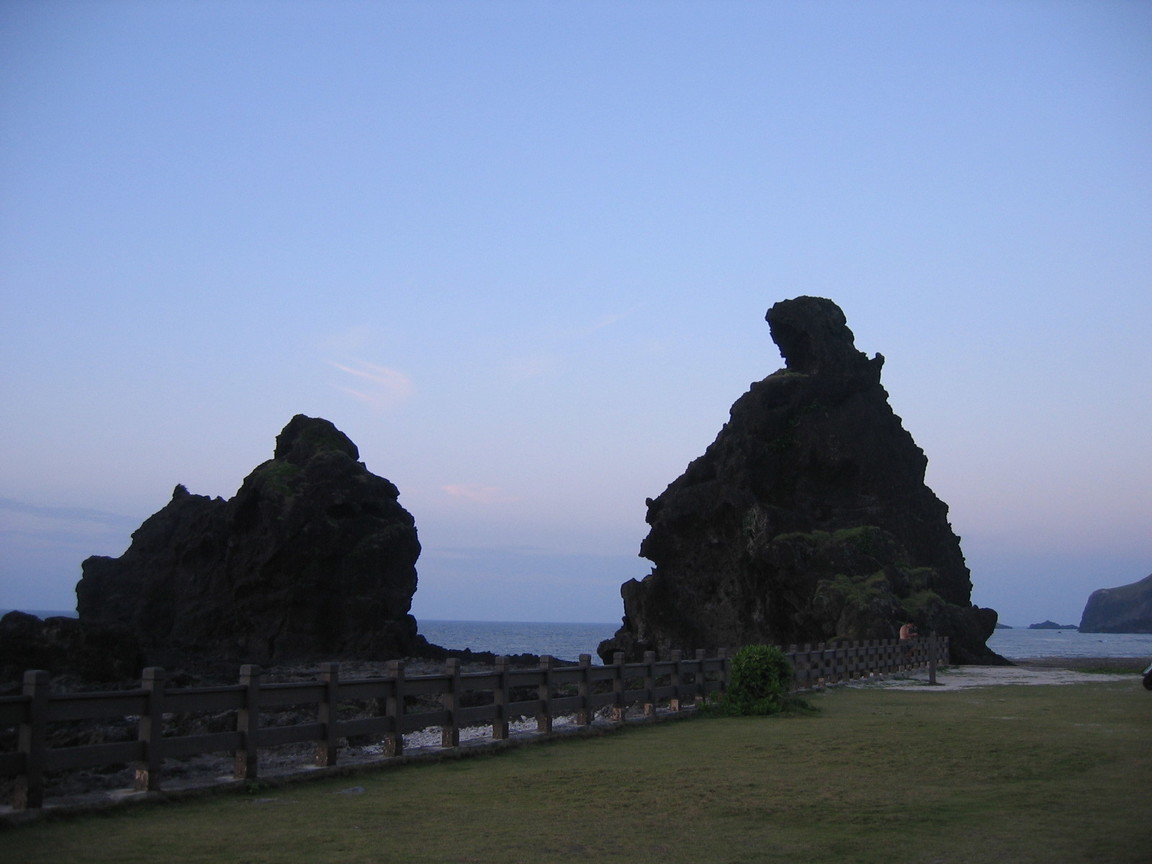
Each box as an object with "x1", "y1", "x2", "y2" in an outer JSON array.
[
  {"x1": 575, "y1": 304, "x2": 642, "y2": 336},
  {"x1": 441, "y1": 484, "x2": 519, "y2": 505},
  {"x1": 0, "y1": 498, "x2": 135, "y2": 552},
  {"x1": 328, "y1": 360, "x2": 414, "y2": 410},
  {"x1": 320, "y1": 325, "x2": 373, "y2": 354},
  {"x1": 0, "y1": 498, "x2": 133, "y2": 527},
  {"x1": 590, "y1": 311, "x2": 628, "y2": 330},
  {"x1": 501, "y1": 308, "x2": 641, "y2": 382},
  {"x1": 504, "y1": 352, "x2": 557, "y2": 380}
]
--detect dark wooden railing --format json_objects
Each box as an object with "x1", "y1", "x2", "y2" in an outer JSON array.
[{"x1": 1, "y1": 636, "x2": 946, "y2": 810}]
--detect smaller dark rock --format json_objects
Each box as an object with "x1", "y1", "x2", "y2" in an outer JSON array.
[
  {"x1": 75, "y1": 415, "x2": 428, "y2": 666},
  {"x1": 1028, "y1": 620, "x2": 1078, "y2": 630},
  {"x1": 0, "y1": 611, "x2": 145, "y2": 690}
]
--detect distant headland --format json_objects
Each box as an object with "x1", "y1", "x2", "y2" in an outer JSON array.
[{"x1": 1079, "y1": 573, "x2": 1152, "y2": 633}]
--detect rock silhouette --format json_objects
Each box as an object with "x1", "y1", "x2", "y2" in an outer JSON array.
[
  {"x1": 77, "y1": 415, "x2": 427, "y2": 665},
  {"x1": 600, "y1": 297, "x2": 1001, "y2": 664}
]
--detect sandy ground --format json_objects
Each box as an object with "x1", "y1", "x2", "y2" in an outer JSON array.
[{"x1": 848, "y1": 658, "x2": 1148, "y2": 691}]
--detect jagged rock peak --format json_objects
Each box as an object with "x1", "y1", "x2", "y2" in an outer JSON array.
[
  {"x1": 766, "y1": 295, "x2": 883, "y2": 379},
  {"x1": 599, "y1": 297, "x2": 1001, "y2": 666},
  {"x1": 274, "y1": 414, "x2": 359, "y2": 464}
]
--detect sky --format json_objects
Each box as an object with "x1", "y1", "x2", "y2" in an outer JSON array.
[{"x1": 1, "y1": 1, "x2": 1149, "y2": 629}]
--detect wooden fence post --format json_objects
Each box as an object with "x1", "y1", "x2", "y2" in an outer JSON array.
[
  {"x1": 612, "y1": 652, "x2": 625, "y2": 722},
  {"x1": 492, "y1": 656, "x2": 509, "y2": 740},
  {"x1": 14, "y1": 669, "x2": 48, "y2": 810},
  {"x1": 384, "y1": 660, "x2": 405, "y2": 757},
  {"x1": 536, "y1": 655, "x2": 554, "y2": 734},
  {"x1": 928, "y1": 632, "x2": 938, "y2": 685},
  {"x1": 669, "y1": 650, "x2": 682, "y2": 711},
  {"x1": 642, "y1": 651, "x2": 656, "y2": 716},
  {"x1": 786, "y1": 645, "x2": 802, "y2": 690},
  {"x1": 577, "y1": 654, "x2": 592, "y2": 726},
  {"x1": 442, "y1": 658, "x2": 460, "y2": 748},
  {"x1": 135, "y1": 667, "x2": 166, "y2": 791},
  {"x1": 316, "y1": 663, "x2": 340, "y2": 766},
  {"x1": 694, "y1": 649, "x2": 706, "y2": 706},
  {"x1": 234, "y1": 664, "x2": 261, "y2": 780}
]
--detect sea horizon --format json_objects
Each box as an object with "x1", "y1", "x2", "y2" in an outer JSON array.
[{"x1": 5, "y1": 609, "x2": 1150, "y2": 663}]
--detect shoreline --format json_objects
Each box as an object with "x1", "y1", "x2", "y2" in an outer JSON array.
[{"x1": 1008, "y1": 656, "x2": 1148, "y2": 672}]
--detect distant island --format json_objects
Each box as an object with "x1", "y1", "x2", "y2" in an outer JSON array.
[{"x1": 1028, "y1": 620, "x2": 1078, "y2": 630}]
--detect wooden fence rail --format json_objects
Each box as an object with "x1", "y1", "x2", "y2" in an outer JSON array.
[{"x1": 0, "y1": 636, "x2": 946, "y2": 810}]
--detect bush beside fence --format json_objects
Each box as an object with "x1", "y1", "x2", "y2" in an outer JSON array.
[{"x1": 1, "y1": 636, "x2": 946, "y2": 810}]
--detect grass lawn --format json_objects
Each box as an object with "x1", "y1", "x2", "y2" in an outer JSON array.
[{"x1": 3, "y1": 679, "x2": 1149, "y2": 864}]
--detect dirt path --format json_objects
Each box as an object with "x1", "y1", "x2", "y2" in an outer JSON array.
[{"x1": 854, "y1": 657, "x2": 1147, "y2": 691}]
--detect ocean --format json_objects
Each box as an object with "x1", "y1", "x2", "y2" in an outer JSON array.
[
  {"x1": 987, "y1": 627, "x2": 1152, "y2": 660},
  {"x1": 423, "y1": 621, "x2": 1152, "y2": 663},
  {"x1": 7, "y1": 611, "x2": 1152, "y2": 664},
  {"x1": 0, "y1": 610, "x2": 621, "y2": 665},
  {"x1": 419, "y1": 620, "x2": 619, "y2": 662}
]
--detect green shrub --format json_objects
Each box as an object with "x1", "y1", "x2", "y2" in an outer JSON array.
[{"x1": 719, "y1": 644, "x2": 795, "y2": 716}]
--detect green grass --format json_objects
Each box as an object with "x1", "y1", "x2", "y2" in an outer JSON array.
[{"x1": 4, "y1": 680, "x2": 1150, "y2": 864}]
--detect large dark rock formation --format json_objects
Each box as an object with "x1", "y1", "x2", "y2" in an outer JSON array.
[
  {"x1": 77, "y1": 415, "x2": 428, "y2": 665},
  {"x1": 600, "y1": 297, "x2": 1001, "y2": 665},
  {"x1": 1079, "y1": 573, "x2": 1152, "y2": 633}
]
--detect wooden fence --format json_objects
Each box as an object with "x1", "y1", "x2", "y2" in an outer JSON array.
[{"x1": 1, "y1": 636, "x2": 946, "y2": 810}]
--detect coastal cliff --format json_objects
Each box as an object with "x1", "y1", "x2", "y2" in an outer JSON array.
[{"x1": 1079, "y1": 573, "x2": 1152, "y2": 633}]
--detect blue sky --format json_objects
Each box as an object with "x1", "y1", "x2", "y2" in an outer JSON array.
[{"x1": 1, "y1": 1, "x2": 1149, "y2": 628}]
